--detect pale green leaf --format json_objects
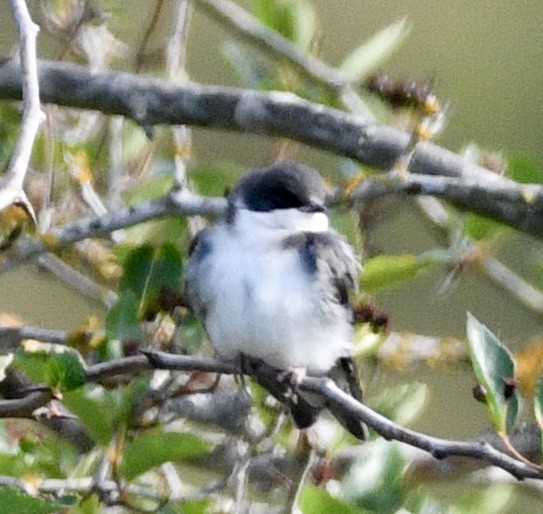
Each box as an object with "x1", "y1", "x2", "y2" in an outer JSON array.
[
  {"x1": 63, "y1": 388, "x2": 115, "y2": 447},
  {"x1": 340, "y1": 18, "x2": 409, "y2": 81},
  {"x1": 119, "y1": 431, "x2": 211, "y2": 481},
  {"x1": 359, "y1": 254, "x2": 433, "y2": 294},
  {"x1": 466, "y1": 313, "x2": 519, "y2": 434},
  {"x1": 299, "y1": 485, "x2": 363, "y2": 514}
]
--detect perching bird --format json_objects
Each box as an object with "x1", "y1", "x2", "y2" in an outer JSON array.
[{"x1": 184, "y1": 161, "x2": 367, "y2": 439}]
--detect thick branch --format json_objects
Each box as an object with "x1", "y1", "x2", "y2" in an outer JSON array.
[
  {"x1": 346, "y1": 172, "x2": 543, "y2": 239},
  {"x1": 0, "y1": 58, "x2": 509, "y2": 184}
]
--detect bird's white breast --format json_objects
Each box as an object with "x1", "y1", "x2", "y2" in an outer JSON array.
[{"x1": 193, "y1": 209, "x2": 352, "y2": 374}]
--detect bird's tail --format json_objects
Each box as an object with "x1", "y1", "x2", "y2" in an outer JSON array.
[
  {"x1": 326, "y1": 357, "x2": 368, "y2": 440},
  {"x1": 251, "y1": 356, "x2": 367, "y2": 440}
]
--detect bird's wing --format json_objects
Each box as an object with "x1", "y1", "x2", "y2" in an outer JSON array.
[
  {"x1": 184, "y1": 227, "x2": 215, "y2": 321},
  {"x1": 282, "y1": 230, "x2": 367, "y2": 440},
  {"x1": 282, "y1": 229, "x2": 360, "y2": 308}
]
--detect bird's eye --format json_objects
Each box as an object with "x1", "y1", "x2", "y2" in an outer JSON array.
[{"x1": 300, "y1": 204, "x2": 326, "y2": 214}]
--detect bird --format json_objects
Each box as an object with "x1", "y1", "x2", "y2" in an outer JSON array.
[{"x1": 184, "y1": 160, "x2": 367, "y2": 440}]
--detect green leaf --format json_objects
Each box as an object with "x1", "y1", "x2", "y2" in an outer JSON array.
[
  {"x1": 508, "y1": 154, "x2": 543, "y2": 184},
  {"x1": 463, "y1": 214, "x2": 505, "y2": 241},
  {"x1": 63, "y1": 388, "x2": 115, "y2": 447},
  {"x1": 77, "y1": 494, "x2": 101, "y2": 514},
  {"x1": 119, "y1": 246, "x2": 155, "y2": 299},
  {"x1": 466, "y1": 313, "x2": 519, "y2": 434},
  {"x1": 371, "y1": 382, "x2": 428, "y2": 426},
  {"x1": 299, "y1": 485, "x2": 363, "y2": 514},
  {"x1": 13, "y1": 349, "x2": 49, "y2": 384},
  {"x1": 119, "y1": 431, "x2": 211, "y2": 481},
  {"x1": 123, "y1": 218, "x2": 188, "y2": 248},
  {"x1": 126, "y1": 174, "x2": 174, "y2": 204},
  {"x1": 119, "y1": 244, "x2": 183, "y2": 316},
  {"x1": 251, "y1": 0, "x2": 295, "y2": 42},
  {"x1": 535, "y1": 377, "x2": 543, "y2": 455},
  {"x1": 105, "y1": 291, "x2": 142, "y2": 342},
  {"x1": 13, "y1": 346, "x2": 85, "y2": 392},
  {"x1": 144, "y1": 244, "x2": 184, "y2": 306},
  {"x1": 289, "y1": 0, "x2": 317, "y2": 51},
  {"x1": 340, "y1": 19, "x2": 409, "y2": 81},
  {"x1": 250, "y1": 0, "x2": 315, "y2": 50},
  {"x1": 0, "y1": 488, "x2": 65, "y2": 514},
  {"x1": 449, "y1": 484, "x2": 514, "y2": 514},
  {"x1": 359, "y1": 254, "x2": 433, "y2": 294},
  {"x1": 46, "y1": 352, "x2": 85, "y2": 391},
  {"x1": 342, "y1": 440, "x2": 407, "y2": 513},
  {"x1": 175, "y1": 499, "x2": 212, "y2": 514},
  {"x1": 18, "y1": 436, "x2": 77, "y2": 478},
  {"x1": 187, "y1": 163, "x2": 239, "y2": 198}
]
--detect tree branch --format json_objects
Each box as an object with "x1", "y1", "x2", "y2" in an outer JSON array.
[
  {"x1": 194, "y1": 0, "x2": 374, "y2": 117},
  {"x1": 2, "y1": 171, "x2": 543, "y2": 276},
  {"x1": 1, "y1": 350, "x2": 541, "y2": 481},
  {"x1": 0, "y1": 474, "x2": 164, "y2": 501},
  {"x1": 3, "y1": 58, "x2": 541, "y2": 239},
  {"x1": 298, "y1": 376, "x2": 543, "y2": 481},
  {"x1": 344, "y1": 171, "x2": 543, "y2": 239},
  {"x1": 194, "y1": 0, "x2": 346, "y2": 91},
  {"x1": 0, "y1": 58, "x2": 510, "y2": 185},
  {"x1": 1, "y1": 1, "x2": 45, "y2": 220},
  {"x1": 0, "y1": 191, "x2": 226, "y2": 274}
]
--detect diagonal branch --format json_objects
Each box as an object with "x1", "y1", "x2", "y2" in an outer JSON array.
[
  {"x1": 194, "y1": 0, "x2": 374, "y2": 116},
  {"x1": 194, "y1": 0, "x2": 347, "y2": 91},
  {"x1": 0, "y1": 58, "x2": 511, "y2": 185},
  {"x1": 3, "y1": 350, "x2": 541, "y2": 480},
  {"x1": 0, "y1": 191, "x2": 226, "y2": 274},
  {"x1": 298, "y1": 377, "x2": 543, "y2": 480}
]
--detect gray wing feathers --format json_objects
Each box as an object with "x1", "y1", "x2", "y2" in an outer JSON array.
[{"x1": 283, "y1": 230, "x2": 360, "y2": 306}]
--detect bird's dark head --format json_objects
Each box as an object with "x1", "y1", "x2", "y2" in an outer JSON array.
[{"x1": 228, "y1": 160, "x2": 327, "y2": 214}]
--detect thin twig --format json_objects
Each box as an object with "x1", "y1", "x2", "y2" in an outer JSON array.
[
  {"x1": 1, "y1": 0, "x2": 45, "y2": 219},
  {"x1": 0, "y1": 323, "x2": 67, "y2": 348},
  {"x1": 37, "y1": 253, "x2": 117, "y2": 307},
  {"x1": 193, "y1": 0, "x2": 374, "y2": 117},
  {"x1": 161, "y1": 461, "x2": 184, "y2": 502},
  {"x1": 298, "y1": 376, "x2": 543, "y2": 481},
  {"x1": 0, "y1": 191, "x2": 226, "y2": 274},
  {"x1": 0, "y1": 474, "x2": 163, "y2": 501},
  {"x1": 194, "y1": 0, "x2": 345, "y2": 90},
  {"x1": 481, "y1": 257, "x2": 543, "y2": 314},
  {"x1": 135, "y1": 0, "x2": 166, "y2": 73},
  {"x1": 167, "y1": 0, "x2": 204, "y2": 235},
  {"x1": 415, "y1": 196, "x2": 543, "y2": 314},
  {"x1": 289, "y1": 446, "x2": 317, "y2": 514}
]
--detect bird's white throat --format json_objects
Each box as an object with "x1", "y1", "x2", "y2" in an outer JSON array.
[{"x1": 234, "y1": 207, "x2": 329, "y2": 235}]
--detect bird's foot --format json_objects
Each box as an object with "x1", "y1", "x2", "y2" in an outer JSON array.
[{"x1": 277, "y1": 367, "x2": 307, "y2": 388}]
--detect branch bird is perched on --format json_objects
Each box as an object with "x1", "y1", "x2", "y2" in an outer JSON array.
[{"x1": 184, "y1": 161, "x2": 367, "y2": 440}]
